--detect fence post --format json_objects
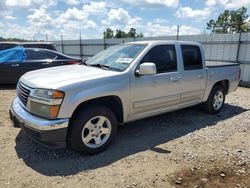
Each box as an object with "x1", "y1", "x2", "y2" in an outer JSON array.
[
  {"x1": 176, "y1": 25, "x2": 179, "y2": 40},
  {"x1": 79, "y1": 33, "x2": 82, "y2": 59},
  {"x1": 236, "y1": 31, "x2": 242, "y2": 63},
  {"x1": 104, "y1": 37, "x2": 107, "y2": 49},
  {"x1": 236, "y1": 31, "x2": 242, "y2": 64},
  {"x1": 61, "y1": 34, "x2": 64, "y2": 54}
]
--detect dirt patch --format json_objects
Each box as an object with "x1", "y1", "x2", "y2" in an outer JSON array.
[
  {"x1": 171, "y1": 160, "x2": 249, "y2": 188},
  {"x1": 0, "y1": 86, "x2": 249, "y2": 188}
]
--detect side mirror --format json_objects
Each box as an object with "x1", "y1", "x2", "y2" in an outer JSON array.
[{"x1": 136, "y1": 62, "x2": 156, "y2": 76}]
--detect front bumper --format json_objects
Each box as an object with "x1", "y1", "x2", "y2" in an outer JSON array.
[{"x1": 10, "y1": 97, "x2": 69, "y2": 148}]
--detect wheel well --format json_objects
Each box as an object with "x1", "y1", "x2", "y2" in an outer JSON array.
[
  {"x1": 214, "y1": 80, "x2": 229, "y2": 94},
  {"x1": 70, "y1": 96, "x2": 124, "y2": 124}
]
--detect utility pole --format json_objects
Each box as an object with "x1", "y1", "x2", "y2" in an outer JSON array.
[{"x1": 46, "y1": 34, "x2": 48, "y2": 41}]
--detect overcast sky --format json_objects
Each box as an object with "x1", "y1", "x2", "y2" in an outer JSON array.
[{"x1": 0, "y1": 0, "x2": 250, "y2": 41}]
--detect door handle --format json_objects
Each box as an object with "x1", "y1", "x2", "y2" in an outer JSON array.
[
  {"x1": 42, "y1": 62, "x2": 50, "y2": 65},
  {"x1": 11, "y1": 64, "x2": 19, "y2": 67},
  {"x1": 198, "y1": 74, "x2": 204, "y2": 78},
  {"x1": 170, "y1": 76, "x2": 180, "y2": 82}
]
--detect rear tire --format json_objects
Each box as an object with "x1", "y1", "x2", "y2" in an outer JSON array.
[
  {"x1": 68, "y1": 105, "x2": 118, "y2": 155},
  {"x1": 204, "y1": 85, "x2": 225, "y2": 114}
]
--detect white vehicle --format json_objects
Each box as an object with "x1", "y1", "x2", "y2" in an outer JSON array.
[{"x1": 10, "y1": 41, "x2": 241, "y2": 154}]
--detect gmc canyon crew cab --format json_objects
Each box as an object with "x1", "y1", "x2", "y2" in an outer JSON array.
[{"x1": 10, "y1": 41, "x2": 240, "y2": 155}]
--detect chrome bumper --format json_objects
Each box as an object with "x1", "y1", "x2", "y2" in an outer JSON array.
[
  {"x1": 10, "y1": 97, "x2": 69, "y2": 131},
  {"x1": 10, "y1": 97, "x2": 69, "y2": 148}
]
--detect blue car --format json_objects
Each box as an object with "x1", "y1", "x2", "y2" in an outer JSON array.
[{"x1": 0, "y1": 47, "x2": 81, "y2": 84}]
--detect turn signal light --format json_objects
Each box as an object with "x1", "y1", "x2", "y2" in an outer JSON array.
[{"x1": 53, "y1": 91, "x2": 64, "y2": 99}]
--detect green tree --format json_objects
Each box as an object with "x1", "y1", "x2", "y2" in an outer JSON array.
[
  {"x1": 207, "y1": 7, "x2": 250, "y2": 33},
  {"x1": 206, "y1": 20, "x2": 217, "y2": 33},
  {"x1": 115, "y1": 29, "x2": 128, "y2": 38},
  {"x1": 103, "y1": 28, "x2": 144, "y2": 39},
  {"x1": 230, "y1": 7, "x2": 249, "y2": 33},
  {"x1": 103, "y1": 28, "x2": 114, "y2": 39},
  {"x1": 127, "y1": 28, "x2": 136, "y2": 38},
  {"x1": 137, "y1": 33, "x2": 144, "y2": 38},
  {"x1": 0, "y1": 37, "x2": 29, "y2": 42},
  {"x1": 127, "y1": 28, "x2": 144, "y2": 38}
]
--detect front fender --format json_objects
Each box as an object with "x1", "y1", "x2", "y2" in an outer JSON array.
[{"x1": 57, "y1": 76, "x2": 130, "y2": 121}]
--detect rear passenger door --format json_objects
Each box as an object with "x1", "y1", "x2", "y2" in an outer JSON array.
[{"x1": 179, "y1": 45, "x2": 206, "y2": 107}]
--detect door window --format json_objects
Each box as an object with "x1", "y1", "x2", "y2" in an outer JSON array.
[
  {"x1": 141, "y1": 45, "x2": 177, "y2": 74},
  {"x1": 181, "y1": 45, "x2": 202, "y2": 70},
  {"x1": 25, "y1": 50, "x2": 56, "y2": 60},
  {"x1": 23, "y1": 44, "x2": 55, "y2": 50}
]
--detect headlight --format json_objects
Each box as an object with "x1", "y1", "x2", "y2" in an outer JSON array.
[
  {"x1": 33, "y1": 89, "x2": 64, "y2": 99},
  {"x1": 28, "y1": 89, "x2": 65, "y2": 119}
]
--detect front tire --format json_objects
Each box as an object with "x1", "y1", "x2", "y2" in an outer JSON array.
[
  {"x1": 204, "y1": 85, "x2": 225, "y2": 114},
  {"x1": 68, "y1": 105, "x2": 118, "y2": 155}
]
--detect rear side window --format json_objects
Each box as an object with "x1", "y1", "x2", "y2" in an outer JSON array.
[
  {"x1": 56, "y1": 54, "x2": 68, "y2": 60},
  {"x1": 25, "y1": 50, "x2": 57, "y2": 60},
  {"x1": 141, "y1": 45, "x2": 177, "y2": 73},
  {"x1": 23, "y1": 44, "x2": 56, "y2": 51},
  {"x1": 181, "y1": 45, "x2": 202, "y2": 70}
]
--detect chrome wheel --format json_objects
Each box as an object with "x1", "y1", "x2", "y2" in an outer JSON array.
[
  {"x1": 213, "y1": 90, "x2": 224, "y2": 110},
  {"x1": 81, "y1": 116, "x2": 111, "y2": 149}
]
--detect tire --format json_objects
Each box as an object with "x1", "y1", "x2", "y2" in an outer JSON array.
[
  {"x1": 68, "y1": 105, "x2": 118, "y2": 155},
  {"x1": 204, "y1": 85, "x2": 226, "y2": 114}
]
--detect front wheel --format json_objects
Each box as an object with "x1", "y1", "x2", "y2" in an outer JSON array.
[
  {"x1": 68, "y1": 105, "x2": 118, "y2": 155},
  {"x1": 204, "y1": 85, "x2": 225, "y2": 114}
]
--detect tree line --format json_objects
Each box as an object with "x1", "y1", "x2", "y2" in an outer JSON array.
[
  {"x1": 104, "y1": 7, "x2": 250, "y2": 38},
  {"x1": 207, "y1": 7, "x2": 250, "y2": 33},
  {"x1": 0, "y1": 37, "x2": 28, "y2": 42},
  {"x1": 103, "y1": 28, "x2": 143, "y2": 39}
]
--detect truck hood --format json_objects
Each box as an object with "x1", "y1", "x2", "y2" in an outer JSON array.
[{"x1": 20, "y1": 65, "x2": 119, "y2": 89}]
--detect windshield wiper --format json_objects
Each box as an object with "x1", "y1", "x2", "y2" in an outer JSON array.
[
  {"x1": 89, "y1": 63, "x2": 111, "y2": 70},
  {"x1": 81, "y1": 61, "x2": 90, "y2": 66}
]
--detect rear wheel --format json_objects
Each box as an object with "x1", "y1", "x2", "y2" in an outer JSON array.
[
  {"x1": 68, "y1": 105, "x2": 118, "y2": 155},
  {"x1": 204, "y1": 85, "x2": 225, "y2": 114}
]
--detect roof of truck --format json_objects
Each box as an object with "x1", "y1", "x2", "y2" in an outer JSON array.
[{"x1": 127, "y1": 40, "x2": 201, "y2": 46}]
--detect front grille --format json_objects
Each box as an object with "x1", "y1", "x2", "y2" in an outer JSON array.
[{"x1": 17, "y1": 82, "x2": 31, "y2": 106}]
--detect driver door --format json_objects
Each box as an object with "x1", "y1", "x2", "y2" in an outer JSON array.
[{"x1": 130, "y1": 45, "x2": 182, "y2": 120}]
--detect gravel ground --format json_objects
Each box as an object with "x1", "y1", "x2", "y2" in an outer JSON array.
[{"x1": 0, "y1": 85, "x2": 249, "y2": 188}]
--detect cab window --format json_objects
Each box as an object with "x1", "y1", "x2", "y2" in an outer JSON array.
[
  {"x1": 181, "y1": 45, "x2": 202, "y2": 70},
  {"x1": 141, "y1": 45, "x2": 177, "y2": 74}
]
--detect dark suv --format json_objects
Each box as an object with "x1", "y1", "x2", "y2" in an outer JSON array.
[{"x1": 0, "y1": 42, "x2": 57, "y2": 51}]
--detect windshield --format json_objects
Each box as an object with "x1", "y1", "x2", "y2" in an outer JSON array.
[{"x1": 86, "y1": 44, "x2": 146, "y2": 71}]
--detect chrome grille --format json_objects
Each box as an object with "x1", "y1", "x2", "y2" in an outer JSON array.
[{"x1": 17, "y1": 82, "x2": 31, "y2": 106}]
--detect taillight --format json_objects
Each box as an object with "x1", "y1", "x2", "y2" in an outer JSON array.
[{"x1": 67, "y1": 61, "x2": 80, "y2": 65}]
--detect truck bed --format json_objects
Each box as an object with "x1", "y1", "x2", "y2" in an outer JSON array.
[{"x1": 206, "y1": 61, "x2": 239, "y2": 68}]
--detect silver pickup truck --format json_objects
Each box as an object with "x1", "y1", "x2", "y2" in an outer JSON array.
[{"x1": 10, "y1": 41, "x2": 240, "y2": 154}]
